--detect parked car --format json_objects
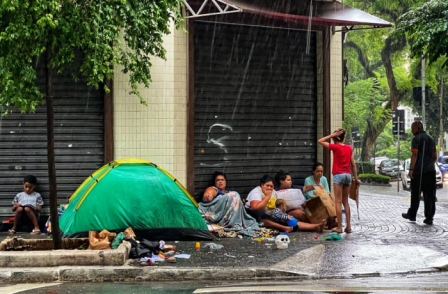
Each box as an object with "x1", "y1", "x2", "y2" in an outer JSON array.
[
  {"x1": 400, "y1": 158, "x2": 443, "y2": 191},
  {"x1": 437, "y1": 156, "x2": 448, "y2": 182},
  {"x1": 378, "y1": 159, "x2": 402, "y2": 178},
  {"x1": 370, "y1": 156, "x2": 389, "y2": 171}
]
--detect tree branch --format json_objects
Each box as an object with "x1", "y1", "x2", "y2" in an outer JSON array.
[
  {"x1": 381, "y1": 34, "x2": 407, "y2": 110},
  {"x1": 345, "y1": 41, "x2": 376, "y2": 78}
]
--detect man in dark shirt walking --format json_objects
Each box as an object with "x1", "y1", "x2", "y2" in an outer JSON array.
[{"x1": 402, "y1": 121, "x2": 437, "y2": 225}]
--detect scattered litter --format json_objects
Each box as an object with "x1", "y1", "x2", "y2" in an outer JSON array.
[
  {"x1": 224, "y1": 253, "x2": 236, "y2": 258},
  {"x1": 164, "y1": 250, "x2": 175, "y2": 257},
  {"x1": 175, "y1": 241, "x2": 179, "y2": 243},
  {"x1": 265, "y1": 237, "x2": 275, "y2": 242},
  {"x1": 313, "y1": 235, "x2": 319, "y2": 240},
  {"x1": 166, "y1": 257, "x2": 176, "y2": 263},
  {"x1": 324, "y1": 234, "x2": 342, "y2": 241},
  {"x1": 248, "y1": 255, "x2": 254, "y2": 258},
  {"x1": 237, "y1": 235, "x2": 243, "y2": 239},
  {"x1": 174, "y1": 254, "x2": 191, "y2": 259},
  {"x1": 151, "y1": 254, "x2": 165, "y2": 262},
  {"x1": 140, "y1": 259, "x2": 154, "y2": 266},
  {"x1": 203, "y1": 243, "x2": 224, "y2": 249}
]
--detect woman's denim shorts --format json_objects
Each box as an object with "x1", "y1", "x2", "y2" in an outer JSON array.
[{"x1": 333, "y1": 173, "x2": 352, "y2": 186}]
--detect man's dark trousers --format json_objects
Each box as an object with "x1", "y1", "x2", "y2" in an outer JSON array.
[{"x1": 409, "y1": 171, "x2": 436, "y2": 221}]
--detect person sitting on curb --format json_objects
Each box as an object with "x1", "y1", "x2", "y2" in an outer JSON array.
[
  {"x1": 8, "y1": 175, "x2": 44, "y2": 235},
  {"x1": 303, "y1": 162, "x2": 330, "y2": 200},
  {"x1": 202, "y1": 171, "x2": 229, "y2": 202},
  {"x1": 245, "y1": 174, "x2": 326, "y2": 233}
]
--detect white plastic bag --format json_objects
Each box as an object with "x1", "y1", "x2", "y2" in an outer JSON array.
[{"x1": 203, "y1": 243, "x2": 224, "y2": 249}]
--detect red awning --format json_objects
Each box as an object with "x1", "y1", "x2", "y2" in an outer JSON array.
[{"x1": 184, "y1": 0, "x2": 392, "y2": 29}]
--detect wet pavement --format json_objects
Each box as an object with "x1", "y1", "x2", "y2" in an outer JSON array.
[{"x1": 1, "y1": 182, "x2": 448, "y2": 281}]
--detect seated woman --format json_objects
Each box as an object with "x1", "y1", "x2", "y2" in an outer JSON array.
[
  {"x1": 202, "y1": 171, "x2": 228, "y2": 202},
  {"x1": 303, "y1": 162, "x2": 330, "y2": 200},
  {"x1": 274, "y1": 170, "x2": 318, "y2": 222},
  {"x1": 245, "y1": 175, "x2": 326, "y2": 233},
  {"x1": 199, "y1": 172, "x2": 260, "y2": 237}
]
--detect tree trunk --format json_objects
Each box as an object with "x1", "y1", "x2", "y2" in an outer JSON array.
[
  {"x1": 359, "y1": 35, "x2": 407, "y2": 161},
  {"x1": 45, "y1": 46, "x2": 62, "y2": 250}
]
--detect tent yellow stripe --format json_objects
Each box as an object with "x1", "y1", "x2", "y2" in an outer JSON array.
[
  {"x1": 68, "y1": 162, "x2": 111, "y2": 202},
  {"x1": 74, "y1": 165, "x2": 114, "y2": 210},
  {"x1": 71, "y1": 158, "x2": 198, "y2": 210},
  {"x1": 155, "y1": 164, "x2": 198, "y2": 207}
]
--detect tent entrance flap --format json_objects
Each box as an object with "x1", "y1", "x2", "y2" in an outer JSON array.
[{"x1": 184, "y1": 0, "x2": 392, "y2": 29}]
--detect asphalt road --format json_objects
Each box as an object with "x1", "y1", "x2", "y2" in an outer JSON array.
[{"x1": 9, "y1": 272, "x2": 448, "y2": 293}]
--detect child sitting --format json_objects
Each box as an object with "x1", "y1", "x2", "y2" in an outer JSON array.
[
  {"x1": 271, "y1": 199, "x2": 298, "y2": 230},
  {"x1": 8, "y1": 175, "x2": 44, "y2": 235}
]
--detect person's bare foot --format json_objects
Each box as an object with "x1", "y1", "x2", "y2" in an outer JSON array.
[
  {"x1": 282, "y1": 226, "x2": 293, "y2": 233},
  {"x1": 331, "y1": 227, "x2": 343, "y2": 234}
]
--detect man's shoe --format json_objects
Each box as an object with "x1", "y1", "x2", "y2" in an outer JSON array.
[
  {"x1": 423, "y1": 219, "x2": 433, "y2": 225},
  {"x1": 402, "y1": 213, "x2": 416, "y2": 221}
]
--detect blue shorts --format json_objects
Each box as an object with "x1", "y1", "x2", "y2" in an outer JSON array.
[{"x1": 333, "y1": 173, "x2": 352, "y2": 187}]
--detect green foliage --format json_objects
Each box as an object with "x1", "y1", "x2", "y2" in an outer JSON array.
[
  {"x1": 358, "y1": 173, "x2": 391, "y2": 184},
  {"x1": 342, "y1": 0, "x2": 448, "y2": 162},
  {"x1": 394, "y1": 0, "x2": 448, "y2": 68},
  {"x1": 374, "y1": 126, "x2": 412, "y2": 160},
  {"x1": 356, "y1": 162, "x2": 375, "y2": 175},
  {"x1": 0, "y1": 0, "x2": 183, "y2": 113},
  {"x1": 343, "y1": 78, "x2": 389, "y2": 140}
]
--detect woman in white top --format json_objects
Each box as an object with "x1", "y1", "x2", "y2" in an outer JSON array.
[{"x1": 245, "y1": 175, "x2": 326, "y2": 233}]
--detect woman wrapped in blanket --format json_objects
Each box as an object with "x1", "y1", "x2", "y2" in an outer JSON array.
[
  {"x1": 200, "y1": 171, "x2": 260, "y2": 237},
  {"x1": 244, "y1": 175, "x2": 326, "y2": 233},
  {"x1": 202, "y1": 171, "x2": 230, "y2": 202}
]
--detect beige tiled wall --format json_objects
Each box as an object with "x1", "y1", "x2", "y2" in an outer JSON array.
[
  {"x1": 316, "y1": 31, "x2": 324, "y2": 164},
  {"x1": 113, "y1": 23, "x2": 188, "y2": 185},
  {"x1": 329, "y1": 30, "x2": 344, "y2": 179},
  {"x1": 330, "y1": 30, "x2": 343, "y2": 132},
  {"x1": 315, "y1": 29, "x2": 343, "y2": 178},
  {"x1": 315, "y1": 30, "x2": 343, "y2": 160}
]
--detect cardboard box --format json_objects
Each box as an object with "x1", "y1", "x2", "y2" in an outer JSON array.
[
  {"x1": 305, "y1": 196, "x2": 331, "y2": 224},
  {"x1": 314, "y1": 186, "x2": 336, "y2": 217},
  {"x1": 305, "y1": 187, "x2": 337, "y2": 228}
]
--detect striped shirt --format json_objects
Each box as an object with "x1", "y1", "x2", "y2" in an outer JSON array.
[
  {"x1": 271, "y1": 208, "x2": 289, "y2": 224},
  {"x1": 12, "y1": 192, "x2": 44, "y2": 208}
]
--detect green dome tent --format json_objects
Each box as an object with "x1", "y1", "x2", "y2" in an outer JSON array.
[{"x1": 59, "y1": 158, "x2": 212, "y2": 240}]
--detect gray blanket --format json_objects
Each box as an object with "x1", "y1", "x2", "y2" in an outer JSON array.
[{"x1": 198, "y1": 191, "x2": 260, "y2": 237}]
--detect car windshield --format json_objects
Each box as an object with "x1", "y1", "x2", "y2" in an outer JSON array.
[
  {"x1": 442, "y1": 157, "x2": 448, "y2": 164},
  {"x1": 382, "y1": 160, "x2": 399, "y2": 167}
]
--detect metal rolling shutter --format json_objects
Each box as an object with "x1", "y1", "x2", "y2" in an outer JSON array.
[
  {"x1": 0, "y1": 66, "x2": 104, "y2": 217},
  {"x1": 194, "y1": 22, "x2": 317, "y2": 200}
]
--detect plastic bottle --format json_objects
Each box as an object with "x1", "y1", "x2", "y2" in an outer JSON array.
[{"x1": 195, "y1": 242, "x2": 200, "y2": 250}]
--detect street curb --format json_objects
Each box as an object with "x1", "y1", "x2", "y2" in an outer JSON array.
[
  {"x1": 0, "y1": 267, "x2": 304, "y2": 283},
  {"x1": 0, "y1": 266, "x2": 443, "y2": 283},
  {"x1": 0, "y1": 241, "x2": 131, "y2": 267}
]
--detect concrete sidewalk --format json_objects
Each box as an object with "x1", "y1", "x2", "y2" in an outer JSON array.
[{"x1": 1, "y1": 184, "x2": 448, "y2": 283}]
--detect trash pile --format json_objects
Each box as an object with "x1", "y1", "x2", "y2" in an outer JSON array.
[{"x1": 86, "y1": 227, "x2": 186, "y2": 266}]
